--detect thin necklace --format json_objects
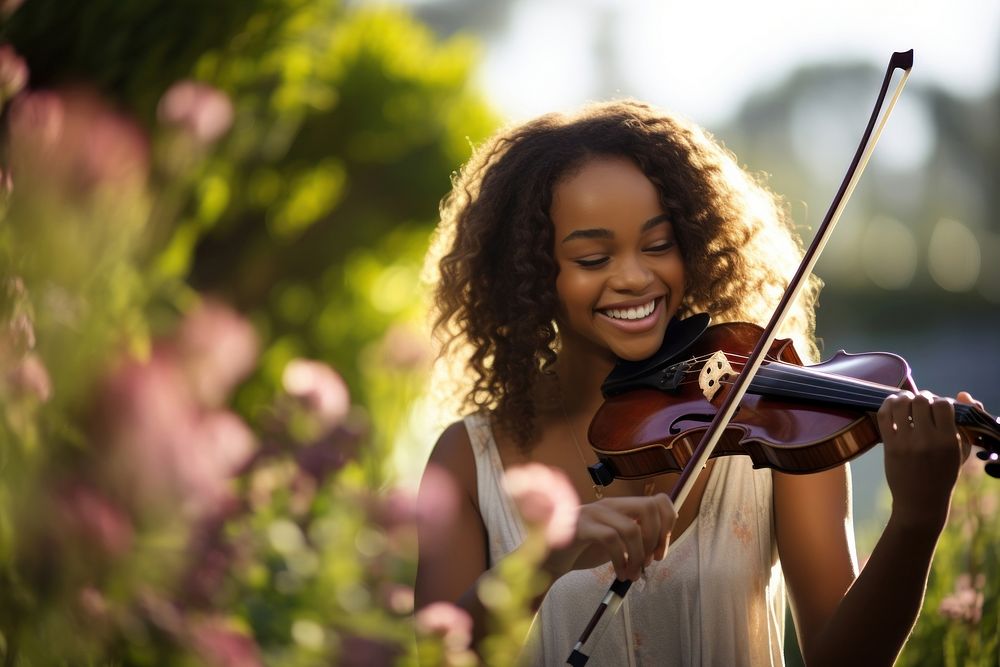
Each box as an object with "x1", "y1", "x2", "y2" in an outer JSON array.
[{"x1": 558, "y1": 394, "x2": 604, "y2": 500}]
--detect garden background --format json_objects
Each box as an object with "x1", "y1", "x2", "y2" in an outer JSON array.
[{"x1": 0, "y1": 0, "x2": 997, "y2": 664}]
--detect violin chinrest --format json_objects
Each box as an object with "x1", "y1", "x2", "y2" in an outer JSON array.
[{"x1": 601, "y1": 312, "x2": 711, "y2": 397}]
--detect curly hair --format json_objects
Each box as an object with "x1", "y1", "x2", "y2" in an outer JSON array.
[{"x1": 428, "y1": 99, "x2": 822, "y2": 447}]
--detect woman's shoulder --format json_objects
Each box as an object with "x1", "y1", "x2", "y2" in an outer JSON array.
[{"x1": 424, "y1": 415, "x2": 484, "y2": 510}]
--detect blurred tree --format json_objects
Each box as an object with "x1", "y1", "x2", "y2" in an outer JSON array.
[
  {"x1": 1, "y1": 0, "x2": 283, "y2": 123},
  {"x1": 4, "y1": 0, "x2": 497, "y2": 459}
]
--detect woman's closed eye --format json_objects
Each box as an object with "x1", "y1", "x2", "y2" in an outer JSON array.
[
  {"x1": 575, "y1": 256, "x2": 609, "y2": 269},
  {"x1": 646, "y1": 240, "x2": 676, "y2": 253},
  {"x1": 573, "y1": 241, "x2": 675, "y2": 269}
]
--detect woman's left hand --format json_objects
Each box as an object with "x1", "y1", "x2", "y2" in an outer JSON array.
[{"x1": 876, "y1": 390, "x2": 980, "y2": 529}]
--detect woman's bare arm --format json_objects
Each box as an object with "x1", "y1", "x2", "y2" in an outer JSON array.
[{"x1": 776, "y1": 391, "x2": 970, "y2": 666}]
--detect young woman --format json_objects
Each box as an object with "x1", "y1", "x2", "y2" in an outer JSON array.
[{"x1": 416, "y1": 100, "x2": 975, "y2": 666}]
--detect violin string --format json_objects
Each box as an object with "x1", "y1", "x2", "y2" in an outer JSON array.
[
  {"x1": 678, "y1": 355, "x2": 896, "y2": 398},
  {"x1": 670, "y1": 356, "x2": 892, "y2": 398},
  {"x1": 672, "y1": 360, "x2": 896, "y2": 406},
  {"x1": 658, "y1": 354, "x2": 999, "y2": 433}
]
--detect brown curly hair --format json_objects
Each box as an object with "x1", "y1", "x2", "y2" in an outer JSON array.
[{"x1": 429, "y1": 99, "x2": 821, "y2": 447}]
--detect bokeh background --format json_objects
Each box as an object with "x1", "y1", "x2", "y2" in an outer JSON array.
[{"x1": 0, "y1": 0, "x2": 996, "y2": 664}]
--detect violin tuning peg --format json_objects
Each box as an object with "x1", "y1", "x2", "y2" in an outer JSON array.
[
  {"x1": 977, "y1": 450, "x2": 991, "y2": 461},
  {"x1": 985, "y1": 463, "x2": 1000, "y2": 479}
]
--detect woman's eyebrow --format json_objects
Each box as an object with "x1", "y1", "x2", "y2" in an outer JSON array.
[{"x1": 560, "y1": 213, "x2": 671, "y2": 244}]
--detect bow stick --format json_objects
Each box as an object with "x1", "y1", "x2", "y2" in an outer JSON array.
[{"x1": 566, "y1": 49, "x2": 914, "y2": 666}]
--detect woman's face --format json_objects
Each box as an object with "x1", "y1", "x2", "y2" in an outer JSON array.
[{"x1": 551, "y1": 155, "x2": 685, "y2": 362}]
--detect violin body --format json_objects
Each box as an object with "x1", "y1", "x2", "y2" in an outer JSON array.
[{"x1": 588, "y1": 321, "x2": 1000, "y2": 480}]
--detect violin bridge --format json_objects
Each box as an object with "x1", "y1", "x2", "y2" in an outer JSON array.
[{"x1": 699, "y1": 351, "x2": 736, "y2": 401}]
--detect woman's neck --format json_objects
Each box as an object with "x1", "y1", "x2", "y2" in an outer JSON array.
[{"x1": 552, "y1": 341, "x2": 617, "y2": 416}]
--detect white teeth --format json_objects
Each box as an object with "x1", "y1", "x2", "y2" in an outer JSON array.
[{"x1": 603, "y1": 300, "x2": 655, "y2": 320}]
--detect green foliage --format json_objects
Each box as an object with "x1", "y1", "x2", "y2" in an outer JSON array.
[
  {"x1": 181, "y1": 3, "x2": 495, "y2": 422},
  {"x1": 1, "y1": 0, "x2": 288, "y2": 122},
  {"x1": 0, "y1": 1, "x2": 511, "y2": 664},
  {"x1": 895, "y1": 465, "x2": 999, "y2": 667}
]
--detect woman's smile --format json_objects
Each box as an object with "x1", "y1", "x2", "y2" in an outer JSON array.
[{"x1": 595, "y1": 296, "x2": 664, "y2": 333}]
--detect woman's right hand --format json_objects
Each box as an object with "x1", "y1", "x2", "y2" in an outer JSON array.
[{"x1": 542, "y1": 494, "x2": 676, "y2": 582}]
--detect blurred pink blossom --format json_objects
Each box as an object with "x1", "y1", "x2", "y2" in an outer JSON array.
[
  {"x1": 158, "y1": 80, "x2": 234, "y2": 144},
  {"x1": 938, "y1": 573, "x2": 985, "y2": 624},
  {"x1": 0, "y1": 44, "x2": 27, "y2": 103},
  {"x1": 188, "y1": 616, "x2": 263, "y2": 667},
  {"x1": 282, "y1": 358, "x2": 350, "y2": 432},
  {"x1": 0, "y1": 0, "x2": 23, "y2": 17},
  {"x1": 99, "y1": 354, "x2": 199, "y2": 508},
  {"x1": 6, "y1": 353, "x2": 51, "y2": 402},
  {"x1": 504, "y1": 463, "x2": 580, "y2": 548},
  {"x1": 77, "y1": 586, "x2": 110, "y2": 620},
  {"x1": 415, "y1": 601, "x2": 473, "y2": 652},
  {"x1": 174, "y1": 300, "x2": 259, "y2": 408},
  {"x1": 137, "y1": 591, "x2": 186, "y2": 638},
  {"x1": 9, "y1": 90, "x2": 148, "y2": 196},
  {"x1": 53, "y1": 482, "x2": 134, "y2": 559},
  {"x1": 383, "y1": 583, "x2": 415, "y2": 614},
  {"x1": 0, "y1": 277, "x2": 34, "y2": 361},
  {"x1": 194, "y1": 410, "x2": 257, "y2": 481},
  {"x1": 4, "y1": 311, "x2": 36, "y2": 358},
  {"x1": 99, "y1": 351, "x2": 256, "y2": 518},
  {"x1": 8, "y1": 90, "x2": 63, "y2": 150},
  {"x1": 378, "y1": 324, "x2": 432, "y2": 372}
]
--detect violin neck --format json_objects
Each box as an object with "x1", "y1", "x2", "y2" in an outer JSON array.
[
  {"x1": 749, "y1": 362, "x2": 998, "y2": 437},
  {"x1": 749, "y1": 363, "x2": 893, "y2": 411}
]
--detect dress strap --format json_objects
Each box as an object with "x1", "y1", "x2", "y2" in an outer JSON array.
[{"x1": 463, "y1": 412, "x2": 526, "y2": 565}]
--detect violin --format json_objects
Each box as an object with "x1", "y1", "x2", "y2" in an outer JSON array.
[{"x1": 584, "y1": 313, "x2": 1000, "y2": 485}]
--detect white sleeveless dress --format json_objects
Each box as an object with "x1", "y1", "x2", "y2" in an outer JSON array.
[{"x1": 464, "y1": 412, "x2": 786, "y2": 667}]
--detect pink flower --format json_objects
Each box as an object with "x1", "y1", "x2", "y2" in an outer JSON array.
[
  {"x1": 0, "y1": 44, "x2": 27, "y2": 103},
  {"x1": 8, "y1": 90, "x2": 148, "y2": 196},
  {"x1": 0, "y1": 0, "x2": 24, "y2": 18},
  {"x1": 188, "y1": 616, "x2": 263, "y2": 667},
  {"x1": 8, "y1": 90, "x2": 63, "y2": 151},
  {"x1": 158, "y1": 80, "x2": 234, "y2": 144},
  {"x1": 415, "y1": 601, "x2": 473, "y2": 652},
  {"x1": 382, "y1": 583, "x2": 415, "y2": 614},
  {"x1": 53, "y1": 482, "x2": 134, "y2": 559},
  {"x1": 938, "y1": 573, "x2": 985, "y2": 624},
  {"x1": 503, "y1": 463, "x2": 580, "y2": 548},
  {"x1": 282, "y1": 358, "x2": 350, "y2": 432},
  {"x1": 378, "y1": 324, "x2": 432, "y2": 372},
  {"x1": 77, "y1": 586, "x2": 110, "y2": 620},
  {"x1": 6, "y1": 352, "x2": 51, "y2": 402},
  {"x1": 193, "y1": 410, "x2": 257, "y2": 480},
  {"x1": 174, "y1": 300, "x2": 259, "y2": 408},
  {"x1": 98, "y1": 352, "x2": 256, "y2": 518}
]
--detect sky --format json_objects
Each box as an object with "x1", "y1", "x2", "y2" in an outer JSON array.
[{"x1": 474, "y1": 0, "x2": 1000, "y2": 126}]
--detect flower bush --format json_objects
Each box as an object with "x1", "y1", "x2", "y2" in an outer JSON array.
[{"x1": 0, "y1": 5, "x2": 546, "y2": 663}]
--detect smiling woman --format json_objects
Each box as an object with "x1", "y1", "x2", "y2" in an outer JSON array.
[{"x1": 416, "y1": 99, "x2": 979, "y2": 666}]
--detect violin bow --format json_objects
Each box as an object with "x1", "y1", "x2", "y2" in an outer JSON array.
[{"x1": 566, "y1": 49, "x2": 915, "y2": 666}]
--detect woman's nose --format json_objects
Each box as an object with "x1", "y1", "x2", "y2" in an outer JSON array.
[{"x1": 609, "y1": 255, "x2": 653, "y2": 292}]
